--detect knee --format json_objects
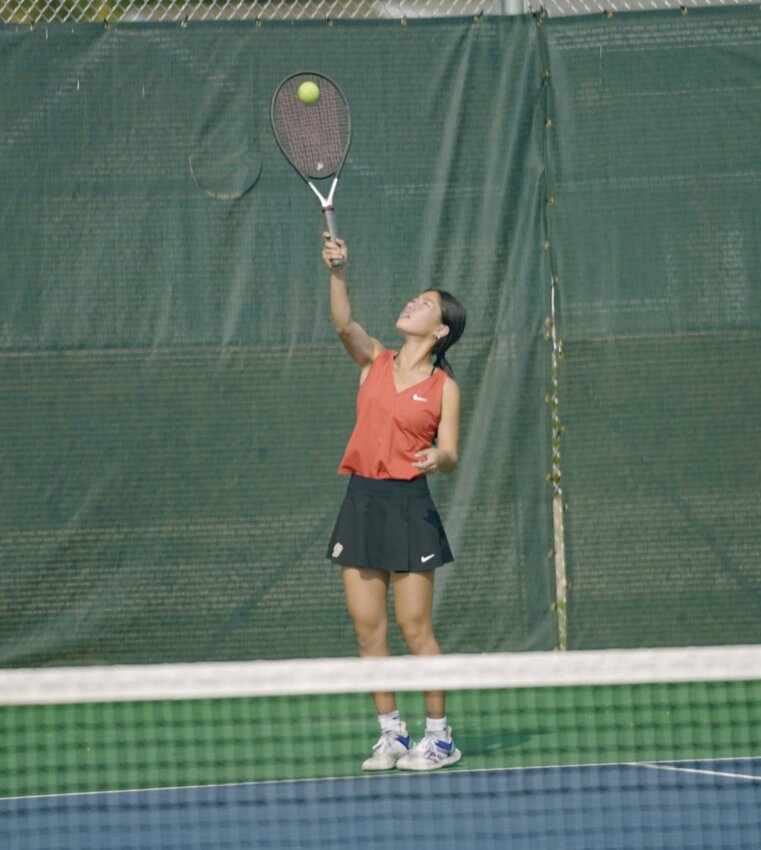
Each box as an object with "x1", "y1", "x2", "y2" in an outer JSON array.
[
  {"x1": 396, "y1": 615, "x2": 438, "y2": 656},
  {"x1": 353, "y1": 617, "x2": 389, "y2": 656}
]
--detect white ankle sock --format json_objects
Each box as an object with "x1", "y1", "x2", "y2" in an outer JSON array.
[
  {"x1": 425, "y1": 715, "x2": 449, "y2": 737},
  {"x1": 378, "y1": 710, "x2": 402, "y2": 733}
]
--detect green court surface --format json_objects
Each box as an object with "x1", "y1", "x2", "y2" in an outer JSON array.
[{"x1": 3, "y1": 679, "x2": 760, "y2": 799}]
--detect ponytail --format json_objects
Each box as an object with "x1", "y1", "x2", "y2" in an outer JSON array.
[
  {"x1": 433, "y1": 350, "x2": 454, "y2": 379},
  {"x1": 430, "y1": 289, "x2": 466, "y2": 378}
]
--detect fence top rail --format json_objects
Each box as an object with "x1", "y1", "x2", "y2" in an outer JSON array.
[{"x1": 0, "y1": 0, "x2": 755, "y2": 25}]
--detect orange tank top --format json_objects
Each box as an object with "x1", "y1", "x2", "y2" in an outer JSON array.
[{"x1": 338, "y1": 349, "x2": 447, "y2": 480}]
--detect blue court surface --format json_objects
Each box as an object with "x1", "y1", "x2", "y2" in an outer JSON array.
[{"x1": 2, "y1": 758, "x2": 760, "y2": 850}]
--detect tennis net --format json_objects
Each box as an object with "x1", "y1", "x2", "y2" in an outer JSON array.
[{"x1": 2, "y1": 646, "x2": 761, "y2": 849}]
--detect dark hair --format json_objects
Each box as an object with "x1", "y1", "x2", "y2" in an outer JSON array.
[{"x1": 429, "y1": 289, "x2": 466, "y2": 379}]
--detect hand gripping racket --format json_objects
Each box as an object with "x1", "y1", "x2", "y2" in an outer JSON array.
[{"x1": 271, "y1": 72, "x2": 352, "y2": 268}]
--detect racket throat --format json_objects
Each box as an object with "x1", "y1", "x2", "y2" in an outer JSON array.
[{"x1": 308, "y1": 177, "x2": 338, "y2": 209}]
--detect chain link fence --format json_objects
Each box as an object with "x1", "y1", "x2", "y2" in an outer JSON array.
[{"x1": 0, "y1": 0, "x2": 755, "y2": 25}]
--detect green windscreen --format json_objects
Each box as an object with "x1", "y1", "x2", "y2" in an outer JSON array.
[
  {"x1": 546, "y1": 9, "x2": 761, "y2": 647},
  {"x1": 0, "y1": 19, "x2": 555, "y2": 665},
  {"x1": 2, "y1": 9, "x2": 760, "y2": 666}
]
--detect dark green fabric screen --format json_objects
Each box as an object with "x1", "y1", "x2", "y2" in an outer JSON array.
[
  {"x1": 0, "y1": 18, "x2": 555, "y2": 664},
  {"x1": 2, "y1": 9, "x2": 760, "y2": 667},
  {"x1": 547, "y1": 8, "x2": 761, "y2": 647}
]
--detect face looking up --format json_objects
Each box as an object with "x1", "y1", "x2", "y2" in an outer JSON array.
[{"x1": 396, "y1": 291, "x2": 449, "y2": 342}]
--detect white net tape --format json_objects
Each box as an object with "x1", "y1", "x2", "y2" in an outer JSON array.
[{"x1": 3, "y1": 646, "x2": 761, "y2": 705}]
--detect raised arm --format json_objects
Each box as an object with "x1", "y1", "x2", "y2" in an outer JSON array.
[{"x1": 322, "y1": 234, "x2": 383, "y2": 368}]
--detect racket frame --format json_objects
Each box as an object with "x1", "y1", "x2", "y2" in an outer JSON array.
[{"x1": 270, "y1": 71, "x2": 352, "y2": 265}]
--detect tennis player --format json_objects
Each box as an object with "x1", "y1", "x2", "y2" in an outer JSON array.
[{"x1": 322, "y1": 233, "x2": 466, "y2": 772}]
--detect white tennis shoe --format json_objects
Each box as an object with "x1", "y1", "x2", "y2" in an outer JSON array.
[
  {"x1": 396, "y1": 728, "x2": 462, "y2": 771},
  {"x1": 362, "y1": 724, "x2": 412, "y2": 771}
]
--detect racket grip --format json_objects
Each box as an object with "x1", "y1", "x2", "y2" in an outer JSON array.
[{"x1": 323, "y1": 206, "x2": 345, "y2": 268}]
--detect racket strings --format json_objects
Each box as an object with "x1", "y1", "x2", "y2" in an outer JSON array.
[{"x1": 273, "y1": 77, "x2": 349, "y2": 180}]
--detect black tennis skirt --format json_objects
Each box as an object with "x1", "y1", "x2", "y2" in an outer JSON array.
[{"x1": 326, "y1": 474, "x2": 454, "y2": 572}]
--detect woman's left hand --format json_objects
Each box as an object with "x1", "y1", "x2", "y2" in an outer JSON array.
[{"x1": 412, "y1": 448, "x2": 444, "y2": 473}]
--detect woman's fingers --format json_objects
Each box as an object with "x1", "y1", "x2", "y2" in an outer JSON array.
[
  {"x1": 321, "y1": 233, "x2": 348, "y2": 268},
  {"x1": 412, "y1": 449, "x2": 438, "y2": 472}
]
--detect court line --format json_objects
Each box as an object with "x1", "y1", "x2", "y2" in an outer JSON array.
[
  {"x1": 643, "y1": 755, "x2": 761, "y2": 765},
  {"x1": 631, "y1": 763, "x2": 761, "y2": 783},
  {"x1": 635, "y1": 754, "x2": 761, "y2": 769},
  {"x1": 3, "y1": 756, "x2": 761, "y2": 803}
]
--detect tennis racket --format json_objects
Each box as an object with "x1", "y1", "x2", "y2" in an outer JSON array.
[{"x1": 271, "y1": 72, "x2": 352, "y2": 268}]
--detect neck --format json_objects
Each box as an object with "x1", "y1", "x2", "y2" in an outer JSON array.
[{"x1": 394, "y1": 339, "x2": 436, "y2": 373}]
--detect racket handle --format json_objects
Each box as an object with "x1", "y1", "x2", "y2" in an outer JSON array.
[{"x1": 323, "y1": 206, "x2": 345, "y2": 268}]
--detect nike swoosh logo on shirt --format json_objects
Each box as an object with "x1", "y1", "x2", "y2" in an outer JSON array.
[
  {"x1": 421, "y1": 554, "x2": 435, "y2": 563},
  {"x1": 413, "y1": 393, "x2": 428, "y2": 402}
]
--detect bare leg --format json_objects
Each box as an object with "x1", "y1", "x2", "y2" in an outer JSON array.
[
  {"x1": 341, "y1": 566, "x2": 396, "y2": 715},
  {"x1": 391, "y1": 570, "x2": 444, "y2": 719}
]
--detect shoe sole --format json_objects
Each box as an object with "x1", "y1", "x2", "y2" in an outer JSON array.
[
  {"x1": 396, "y1": 747, "x2": 462, "y2": 771},
  {"x1": 362, "y1": 761, "x2": 400, "y2": 771},
  {"x1": 362, "y1": 754, "x2": 409, "y2": 771}
]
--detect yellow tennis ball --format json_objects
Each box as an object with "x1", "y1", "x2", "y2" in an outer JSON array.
[{"x1": 298, "y1": 81, "x2": 320, "y2": 105}]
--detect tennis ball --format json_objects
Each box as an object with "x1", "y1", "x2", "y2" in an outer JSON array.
[{"x1": 298, "y1": 81, "x2": 320, "y2": 105}]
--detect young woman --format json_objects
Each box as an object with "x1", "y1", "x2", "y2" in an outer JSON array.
[{"x1": 322, "y1": 233, "x2": 466, "y2": 772}]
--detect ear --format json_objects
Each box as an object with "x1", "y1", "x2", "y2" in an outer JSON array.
[{"x1": 434, "y1": 325, "x2": 450, "y2": 341}]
